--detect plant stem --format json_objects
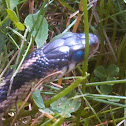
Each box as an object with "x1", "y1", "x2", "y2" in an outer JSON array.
[
  {"x1": 76, "y1": 0, "x2": 89, "y2": 125},
  {"x1": 45, "y1": 77, "x2": 86, "y2": 106},
  {"x1": 86, "y1": 79, "x2": 126, "y2": 86}
]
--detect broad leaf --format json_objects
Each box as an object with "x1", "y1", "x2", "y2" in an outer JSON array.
[
  {"x1": 100, "y1": 85, "x2": 112, "y2": 95},
  {"x1": 107, "y1": 64, "x2": 119, "y2": 77},
  {"x1": 7, "y1": 9, "x2": 19, "y2": 22},
  {"x1": 10, "y1": 0, "x2": 19, "y2": 9},
  {"x1": 32, "y1": 89, "x2": 45, "y2": 109},
  {"x1": 50, "y1": 92, "x2": 81, "y2": 118},
  {"x1": 15, "y1": 22, "x2": 25, "y2": 31},
  {"x1": 24, "y1": 13, "x2": 48, "y2": 48},
  {"x1": 94, "y1": 66, "x2": 107, "y2": 80}
]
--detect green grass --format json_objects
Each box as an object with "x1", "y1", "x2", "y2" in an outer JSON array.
[{"x1": 0, "y1": 0, "x2": 126, "y2": 125}]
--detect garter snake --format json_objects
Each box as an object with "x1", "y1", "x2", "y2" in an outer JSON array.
[{"x1": 0, "y1": 32, "x2": 99, "y2": 117}]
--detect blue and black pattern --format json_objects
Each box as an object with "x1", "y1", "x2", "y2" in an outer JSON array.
[{"x1": 0, "y1": 32, "x2": 99, "y2": 103}]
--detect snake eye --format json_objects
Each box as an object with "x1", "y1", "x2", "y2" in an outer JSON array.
[{"x1": 72, "y1": 50, "x2": 84, "y2": 62}]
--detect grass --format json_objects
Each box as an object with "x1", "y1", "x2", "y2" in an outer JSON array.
[{"x1": 0, "y1": 0, "x2": 126, "y2": 126}]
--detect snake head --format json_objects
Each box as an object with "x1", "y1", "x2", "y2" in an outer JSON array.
[
  {"x1": 0, "y1": 32, "x2": 99, "y2": 115},
  {"x1": 19, "y1": 32, "x2": 99, "y2": 82},
  {"x1": 19, "y1": 32, "x2": 99, "y2": 79},
  {"x1": 43, "y1": 32, "x2": 99, "y2": 76},
  {"x1": 0, "y1": 32, "x2": 99, "y2": 104}
]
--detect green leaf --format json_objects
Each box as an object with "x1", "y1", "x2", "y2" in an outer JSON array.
[
  {"x1": 39, "y1": 108, "x2": 54, "y2": 115},
  {"x1": 106, "y1": 76, "x2": 116, "y2": 81},
  {"x1": 32, "y1": 89, "x2": 45, "y2": 109},
  {"x1": 50, "y1": 92, "x2": 81, "y2": 118},
  {"x1": 94, "y1": 66, "x2": 107, "y2": 80},
  {"x1": 7, "y1": 9, "x2": 19, "y2": 22},
  {"x1": 0, "y1": 20, "x2": 10, "y2": 53},
  {"x1": 10, "y1": 0, "x2": 19, "y2": 9},
  {"x1": 106, "y1": 76, "x2": 116, "y2": 85},
  {"x1": 24, "y1": 13, "x2": 48, "y2": 48},
  {"x1": 7, "y1": 9, "x2": 24, "y2": 31},
  {"x1": 90, "y1": 77, "x2": 99, "y2": 82},
  {"x1": 107, "y1": 64, "x2": 119, "y2": 77},
  {"x1": 14, "y1": 22, "x2": 25, "y2": 31},
  {"x1": 100, "y1": 85, "x2": 112, "y2": 95}
]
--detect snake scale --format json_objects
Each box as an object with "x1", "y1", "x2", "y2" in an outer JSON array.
[{"x1": 0, "y1": 32, "x2": 99, "y2": 117}]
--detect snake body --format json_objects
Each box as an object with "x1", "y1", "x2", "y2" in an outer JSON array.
[{"x1": 0, "y1": 32, "x2": 99, "y2": 117}]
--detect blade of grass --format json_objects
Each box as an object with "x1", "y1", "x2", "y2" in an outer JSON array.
[
  {"x1": 110, "y1": 107, "x2": 116, "y2": 126},
  {"x1": 81, "y1": 107, "x2": 122, "y2": 123},
  {"x1": 74, "y1": 93, "x2": 126, "y2": 100},
  {"x1": 76, "y1": 0, "x2": 89, "y2": 125},
  {"x1": 79, "y1": 88, "x2": 102, "y2": 125},
  {"x1": 86, "y1": 79, "x2": 126, "y2": 86},
  {"x1": 82, "y1": 0, "x2": 89, "y2": 77},
  {"x1": 91, "y1": 98, "x2": 126, "y2": 107}
]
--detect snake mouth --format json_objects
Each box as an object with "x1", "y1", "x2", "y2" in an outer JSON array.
[{"x1": 89, "y1": 40, "x2": 99, "y2": 58}]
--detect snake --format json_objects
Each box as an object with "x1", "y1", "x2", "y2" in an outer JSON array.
[{"x1": 0, "y1": 32, "x2": 99, "y2": 117}]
